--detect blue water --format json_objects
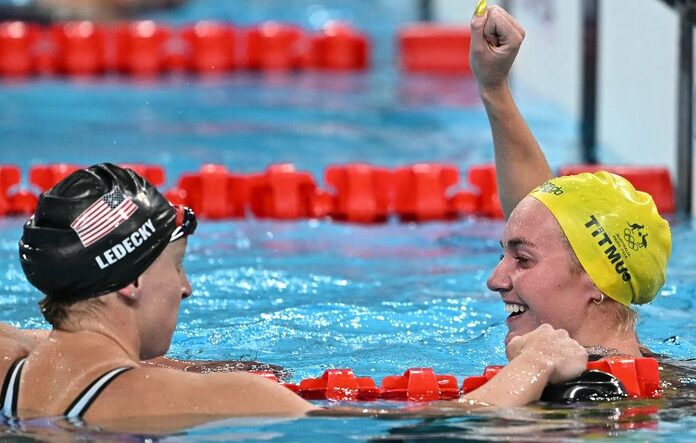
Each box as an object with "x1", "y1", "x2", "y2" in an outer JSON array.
[{"x1": 1, "y1": 0, "x2": 695, "y2": 441}]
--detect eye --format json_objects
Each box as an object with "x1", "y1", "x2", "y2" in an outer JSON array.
[
  {"x1": 514, "y1": 256, "x2": 531, "y2": 267},
  {"x1": 498, "y1": 254, "x2": 505, "y2": 261}
]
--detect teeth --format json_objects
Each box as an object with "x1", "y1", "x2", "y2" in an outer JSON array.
[{"x1": 504, "y1": 303, "x2": 528, "y2": 314}]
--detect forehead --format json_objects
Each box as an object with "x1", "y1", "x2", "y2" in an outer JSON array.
[{"x1": 502, "y1": 197, "x2": 565, "y2": 248}]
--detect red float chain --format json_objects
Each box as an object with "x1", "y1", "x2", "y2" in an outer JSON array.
[
  {"x1": 0, "y1": 20, "x2": 484, "y2": 76},
  {"x1": 462, "y1": 356, "x2": 662, "y2": 399},
  {"x1": 0, "y1": 20, "x2": 370, "y2": 77},
  {"x1": 252, "y1": 357, "x2": 661, "y2": 402},
  {"x1": 0, "y1": 163, "x2": 675, "y2": 219},
  {"x1": 399, "y1": 24, "x2": 472, "y2": 75}
]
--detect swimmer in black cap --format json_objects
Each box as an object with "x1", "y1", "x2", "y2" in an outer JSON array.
[
  {"x1": 10, "y1": 163, "x2": 589, "y2": 429},
  {"x1": 10, "y1": 163, "x2": 311, "y2": 422}
]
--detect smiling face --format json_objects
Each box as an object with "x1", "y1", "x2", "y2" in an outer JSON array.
[{"x1": 487, "y1": 197, "x2": 598, "y2": 345}]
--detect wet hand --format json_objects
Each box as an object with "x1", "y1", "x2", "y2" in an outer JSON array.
[
  {"x1": 505, "y1": 324, "x2": 588, "y2": 384},
  {"x1": 469, "y1": 5, "x2": 526, "y2": 91}
]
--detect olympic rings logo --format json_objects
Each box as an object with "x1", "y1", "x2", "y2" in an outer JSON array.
[{"x1": 624, "y1": 222, "x2": 648, "y2": 251}]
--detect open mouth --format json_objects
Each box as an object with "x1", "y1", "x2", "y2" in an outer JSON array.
[{"x1": 504, "y1": 302, "x2": 528, "y2": 318}]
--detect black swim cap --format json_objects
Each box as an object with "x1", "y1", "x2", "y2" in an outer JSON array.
[{"x1": 19, "y1": 163, "x2": 195, "y2": 303}]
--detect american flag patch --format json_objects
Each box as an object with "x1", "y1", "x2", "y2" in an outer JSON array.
[{"x1": 70, "y1": 187, "x2": 138, "y2": 247}]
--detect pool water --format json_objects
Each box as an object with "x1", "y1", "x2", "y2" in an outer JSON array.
[{"x1": 1, "y1": 0, "x2": 696, "y2": 441}]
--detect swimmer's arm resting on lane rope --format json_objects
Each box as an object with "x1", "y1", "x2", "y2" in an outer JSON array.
[
  {"x1": 469, "y1": 6, "x2": 554, "y2": 218},
  {"x1": 141, "y1": 356, "x2": 287, "y2": 380},
  {"x1": 312, "y1": 324, "x2": 589, "y2": 417},
  {"x1": 310, "y1": 352, "x2": 564, "y2": 419}
]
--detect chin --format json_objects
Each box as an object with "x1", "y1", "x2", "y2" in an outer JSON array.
[{"x1": 141, "y1": 336, "x2": 173, "y2": 361}]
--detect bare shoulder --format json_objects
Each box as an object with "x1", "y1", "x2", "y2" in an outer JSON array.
[{"x1": 88, "y1": 365, "x2": 316, "y2": 421}]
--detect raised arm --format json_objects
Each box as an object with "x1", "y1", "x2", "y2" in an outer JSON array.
[{"x1": 469, "y1": 5, "x2": 554, "y2": 218}]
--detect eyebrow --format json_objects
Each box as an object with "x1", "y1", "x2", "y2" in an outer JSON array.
[{"x1": 499, "y1": 238, "x2": 537, "y2": 249}]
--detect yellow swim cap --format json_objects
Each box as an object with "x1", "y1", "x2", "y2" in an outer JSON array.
[{"x1": 528, "y1": 171, "x2": 671, "y2": 306}]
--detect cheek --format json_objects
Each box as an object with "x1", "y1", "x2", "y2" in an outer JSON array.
[{"x1": 513, "y1": 267, "x2": 567, "y2": 314}]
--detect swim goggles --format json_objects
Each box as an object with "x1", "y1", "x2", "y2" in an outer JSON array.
[{"x1": 171, "y1": 205, "x2": 197, "y2": 242}]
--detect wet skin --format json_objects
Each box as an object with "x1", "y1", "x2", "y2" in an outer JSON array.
[{"x1": 134, "y1": 239, "x2": 192, "y2": 360}]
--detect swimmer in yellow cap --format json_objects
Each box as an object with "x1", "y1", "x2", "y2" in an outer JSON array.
[{"x1": 469, "y1": 6, "x2": 671, "y2": 358}]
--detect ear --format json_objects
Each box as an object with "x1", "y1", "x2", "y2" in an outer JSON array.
[
  {"x1": 578, "y1": 271, "x2": 603, "y2": 305},
  {"x1": 116, "y1": 277, "x2": 141, "y2": 302}
]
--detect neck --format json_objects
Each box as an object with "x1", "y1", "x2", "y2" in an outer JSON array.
[
  {"x1": 582, "y1": 336, "x2": 642, "y2": 358},
  {"x1": 574, "y1": 304, "x2": 642, "y2": 357},
  {"x1": 56, "y1": 295, "x2": 142, "y2": 361}
]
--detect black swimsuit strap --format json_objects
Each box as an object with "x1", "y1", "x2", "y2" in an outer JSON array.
[
  {"x1": 64, "y1": 366, "x2": 134, "y2": 420},
  {"x1": 1, "y1": 358, "x2": 27, "y2": 418}
]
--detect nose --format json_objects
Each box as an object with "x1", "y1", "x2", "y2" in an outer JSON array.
[
  {"x1": 487, "y1": 258, "x2": 512, "y2": 294},
  {"x1": 181, "y1": 272, "x2": 193, "y2": 299}
]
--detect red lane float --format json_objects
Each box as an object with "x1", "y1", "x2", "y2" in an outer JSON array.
[
  {"x1": 312, "y1": 22, "x2": 369, "y2": 71},
  {"x1": 460, "y1": 365, "x2": 502, "y2": 394},
  {"x1": 299, "y1": 369, "x2": 380, "y2": 401},
  {"x1": 399, "y1": 25, "x2": 472, "y2": 75},
  {"x1": 246, "y1": 23, "x2": 305, "y2": 71},
  {"x1": 52, "y1": 21, "x2": 107, "y2": 76},
  {"x1": 8, "y1": 189, "x2": 37, "y2": 215},
  {"x1": 381, "y1": 368, "x2": 460, "y2": 401},
  {"x1": 181, "y1": 21, "x2": 236, "y2": 73},
  {"x1": 462, "y1": 357, "x2": 662, "y2": 399},
  {"x1": 250, "y1": 357, "x2": 660, "y2": 402},
  {"x1": 393, "y1": 163, "x2": 466, "y2": 221},
  {"x1": 324, "y1": 163, "x2": 391, "y2": 223},
  {"x1": 0, "y1": 21, "x2": 40, "y2": 76},
  {"x1": 587, "y1": 356, "x2": 661, "y2": 398},
  {"x1": 559, "y1": 165, "x2": 675, "y2": 214},
  {"x1": 248, "y1": 164, "x2": 324, "y2": 219},
  {"x1": 0, "y1": 165, "x2": 21, "y2": 215},
  {"x1": 0, "y1": 163, "x2": 677, "y2": 221},
  {"x1": 166, "y1": 164, "x2": 248, "y2": 219},
  {"x1": 466, "y1": 164, "x2": 503, "y2": 219},
  {"x1": 115, "y1": 21, "x2": 172, "y2": 76},
  {"x1": 0, "y1": 20, "x2": 370, "y2": 77}
]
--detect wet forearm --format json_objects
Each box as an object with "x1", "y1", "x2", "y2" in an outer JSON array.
[
  {"x1": 480, "y1": 84, "x2": 553, "y2": 218},
  {"x1": 460, "y1": 352, "x2": 552, "y2": 406}
]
